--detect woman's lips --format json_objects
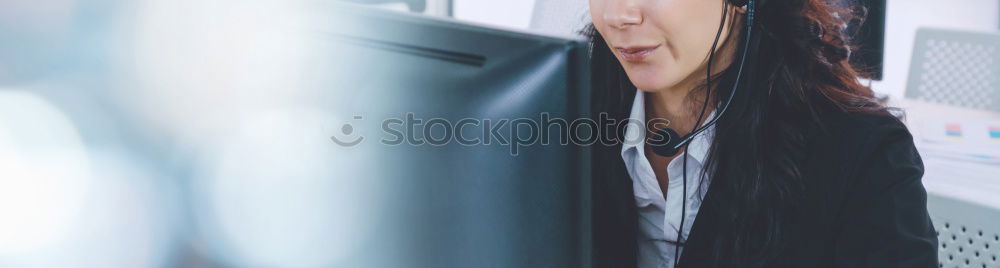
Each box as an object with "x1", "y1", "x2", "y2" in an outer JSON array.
[{"x1": 617, "y1": 45, "x2": 661, "y2": 62}]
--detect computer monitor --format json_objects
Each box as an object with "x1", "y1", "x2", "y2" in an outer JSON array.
[
  {"x1": 0, "y1": 2, "x2": 591, "y2": 267},
  {"x1": 319, "y1": 3, "x2": 591, "y2": 267}
]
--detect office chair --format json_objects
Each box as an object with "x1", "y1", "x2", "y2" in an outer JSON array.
[
  {"x1": 905, "y1": 28, "x2": 1000, "y2": 113},
  {"x1": 928, "y1": 193, "x2": 1000, "y2": 268}
]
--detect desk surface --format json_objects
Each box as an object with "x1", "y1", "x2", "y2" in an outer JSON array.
[{"x1": 891, "y1": 99, "x2": 1000, "y2": 210}]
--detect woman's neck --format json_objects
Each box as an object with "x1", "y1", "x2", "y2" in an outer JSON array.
[
  {"x1": 646, "y1": 86, "x2": 711, "y2": 137},
  {"x1": 644, "y1": 17, "x2": 741, "y2": 136},
  {"x1": 644, "y1": 53, "x2": 729, "y2": 136}
]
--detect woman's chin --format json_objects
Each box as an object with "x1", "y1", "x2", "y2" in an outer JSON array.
[
  {"x1": 626, "y1": 77, "x2": 672, "y2": 93},
  {"x1": 623, "y1": 67, "x2": 677, "y2": 92}
]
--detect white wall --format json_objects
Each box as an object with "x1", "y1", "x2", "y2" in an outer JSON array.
[{"x1": 453, "y1": 0, "x2": 537, "y2": 29}]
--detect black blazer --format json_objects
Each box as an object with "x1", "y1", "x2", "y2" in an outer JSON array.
[{"x1": 592, "y1": 107, "x2": 939, "y2": 267}]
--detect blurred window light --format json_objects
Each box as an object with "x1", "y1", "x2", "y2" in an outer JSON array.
[
  {"x1": 191, "y1": 108, "x2": 379, "y2": 267},
  {"x1": 116, "y1": 0, "x2": 314, "y2": 148},
  {"x1": 0, "y1": 90, "x2": 177, "y2": 267},
  {"x1": 0, "y1": 90, "x2": 92, "y2": 255},
  {"x1": 0, "y1": 0, "x2": 78, "y2": 83}
]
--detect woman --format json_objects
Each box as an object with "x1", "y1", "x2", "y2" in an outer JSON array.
[{"x1": 587, "y1": 0, "x2": 939, "y2": 267}]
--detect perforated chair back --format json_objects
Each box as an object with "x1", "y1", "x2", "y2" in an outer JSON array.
[
  {"x1": 905, "y1": 28, "x2": 1000, "y2": 112},
  {"x1": 928, "y1": 193, "x2": 1000, "y2": 268}
]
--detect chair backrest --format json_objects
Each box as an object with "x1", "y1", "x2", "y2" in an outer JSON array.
[
  {"x1": 905, "y1": 28, "x2": 1000, "y2": 112},
  {"x1": 927, "y1": 192, "x2": 1000, "y2": 268},
  {"x1": 529, "y1": 0, "x2": 590, "y2": 37}
]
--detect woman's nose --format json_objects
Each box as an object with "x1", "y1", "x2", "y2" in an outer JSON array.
[{"x1": 603, "y1": 0, "x2": 643, "y2": 29}]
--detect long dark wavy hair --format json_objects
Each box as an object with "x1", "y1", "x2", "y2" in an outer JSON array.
[{"x1": 587, "y1": 0, "x2": 887, "y2": 266}]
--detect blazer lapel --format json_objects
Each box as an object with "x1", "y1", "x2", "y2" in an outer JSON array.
[{"x1": 676, "y1": 174, "x2": 725, "y2": 267}]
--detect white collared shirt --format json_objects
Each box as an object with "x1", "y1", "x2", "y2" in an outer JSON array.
[{"x1": 620, "y1": 90, "x2": 715, "y2": 268}]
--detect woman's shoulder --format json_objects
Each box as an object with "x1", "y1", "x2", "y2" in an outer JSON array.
[
  {"x1": 800, "y1": 109, "x2": 937, "y2": 265},
  {"x1": 803, "y1": 107, "x2": 923, "y2": 187},
  {"x1": 810, "y1": 108, "x2": 911, "y2": 149}
]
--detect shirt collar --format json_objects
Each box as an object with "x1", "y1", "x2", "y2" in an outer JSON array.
[{"x1": 620, "y1": 90, "x2": 715, "y2": 164}]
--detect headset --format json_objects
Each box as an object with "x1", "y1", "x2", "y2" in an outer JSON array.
[{"x1": 646, "y1": 0, "x2": 756, "y2": 266}]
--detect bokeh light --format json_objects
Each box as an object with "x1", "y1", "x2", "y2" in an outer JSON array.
[
  {"x1": 0, "y1": 90, "x2": 92, "y2": 255},
  {"x1": 191, "y1": 107, "x2": 379, "y2": 267}
]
